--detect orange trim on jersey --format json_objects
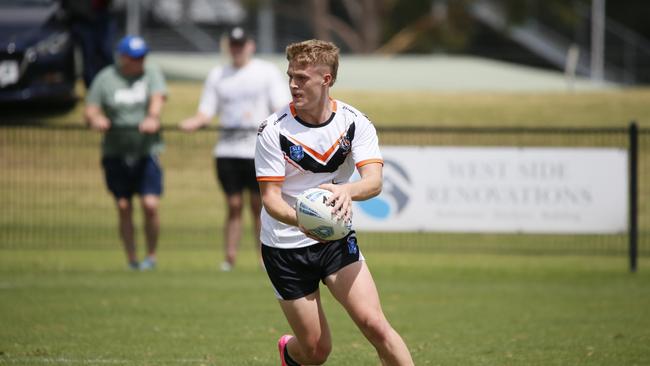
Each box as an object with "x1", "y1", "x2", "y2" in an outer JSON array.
[
  {"x1": 287, "y1": 132, "x2": 345, "y2": 163},
  {"x1": 256, "y1": 176, "x2": 285, "y2": 182},
  {"x1": 355, "y1": 159, "x2": 384, "y2": 168},
  {"x1": 284, "y1": 155, "x2": 305, "y2": 172}
]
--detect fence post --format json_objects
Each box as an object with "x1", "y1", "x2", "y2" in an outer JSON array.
[{"x1": 629, "y1": 121, "x2": 638, "y2": 272}]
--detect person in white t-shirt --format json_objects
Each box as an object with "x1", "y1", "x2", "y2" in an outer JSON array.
[
  {"x1": 255, "y1": 39, "x2": 414, "y2": 366},
  {"x1": 181, "y1": 27, "x2": 289, "y2": 271}
]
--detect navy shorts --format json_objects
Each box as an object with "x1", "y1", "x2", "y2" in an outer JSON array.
[
  {"x1": 215, "y1": 157, "x2": 259, "y2": 195},
  {"x1": 101, "y1": 155, "x2": 163, "y2": 199},
  {"x1": 261, "y1": 232, "x2": 363, "y2": 300}
]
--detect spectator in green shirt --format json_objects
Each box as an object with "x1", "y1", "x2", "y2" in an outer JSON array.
[{"x1": 84, "y1": 35, "x2": 167, "y2": 271}]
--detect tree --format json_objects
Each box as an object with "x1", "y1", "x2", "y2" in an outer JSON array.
[{"x1": 308, "y1": 0, "x2": 383, "y2": 53}]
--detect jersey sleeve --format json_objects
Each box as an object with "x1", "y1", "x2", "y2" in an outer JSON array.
[
  {"x1": 85, "y1": 68, "x2": 107, "y2": 107},
  {"x1": 147, "y1": 64, "x2": 167, "y2": 95},
  {"x1": 352, "y1": 114, "x2": 383, "y2": 169},
  {"x1": 197, "y1": 67, "x2": 222, "y2": 118},
  {"x1": 255, "y1": 118, "x2": 285, "y2": 182}
]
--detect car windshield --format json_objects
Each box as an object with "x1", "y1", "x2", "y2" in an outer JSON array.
[{"x1": 0, "y1": 0, "x2": 54, "y2": 5}]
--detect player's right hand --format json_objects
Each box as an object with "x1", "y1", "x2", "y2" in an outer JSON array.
[
  {"x1": 179, "y1": 117, "x2": 201, "y2": 131},
  {"x1": 89, "y1": 116, "x2": 111, "y2": 132}
]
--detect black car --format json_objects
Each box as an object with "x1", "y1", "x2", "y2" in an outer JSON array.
[{"x1": 0, "y1": 0, "x2": 77, "y2": 105}]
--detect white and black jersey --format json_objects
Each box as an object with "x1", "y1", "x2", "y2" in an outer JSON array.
[{"x1": 255, "y1": 99, "x2": 383, "y2": 249}]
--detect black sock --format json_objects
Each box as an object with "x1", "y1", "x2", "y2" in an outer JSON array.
[{"x1": 284, "y1": 345, "x2": 301, "y2": 366}]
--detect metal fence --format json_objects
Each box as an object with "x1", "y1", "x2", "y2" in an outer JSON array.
[{"x1": 1, "y1": 124, "x2": 647, "y2": 261}]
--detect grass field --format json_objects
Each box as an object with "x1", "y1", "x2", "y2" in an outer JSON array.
[
  {"x1": 1, "y1": 249, "x2": 649, "y2": 366},
  {"x1": 33, "y1": 82, "x2": 650, "y2": 128},
  {"x1": 2, "y1": 83, "x2": 650, "y2": 365}
]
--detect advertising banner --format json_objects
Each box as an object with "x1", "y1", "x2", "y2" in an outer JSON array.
[{"x1": 352, "y1": 147, "x2": 628, "y2": 234}]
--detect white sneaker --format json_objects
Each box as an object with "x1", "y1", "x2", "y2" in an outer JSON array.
[
  {"x1": 220, "y1": 261, "x2": 233, "y2": 272},
  {"x1": 139, "y1": 257, "x2": 156, "y2": 271}
]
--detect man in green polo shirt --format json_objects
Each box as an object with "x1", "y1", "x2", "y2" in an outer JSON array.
[{"x1": 84, "y1": 35, "x2": 167, "y2": 271}]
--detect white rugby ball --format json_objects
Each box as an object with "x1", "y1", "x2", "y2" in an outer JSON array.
[{"x1": 295, "y1": 188, "x2": 352, "y2": 241}]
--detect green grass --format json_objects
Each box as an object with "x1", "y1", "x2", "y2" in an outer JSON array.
[
  {"x1": 1, "y1": 249, "x2": 649, "y2": 365},
  {"x1": 3, "y1": 84, "x2": 650, "y2": 364},
  {"x1": 38, "y1": 82, "x2": 650, "y2": 128}
]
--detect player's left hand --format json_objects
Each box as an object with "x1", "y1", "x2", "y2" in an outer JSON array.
[
  {"x1": 319, "y1": 183, "x2": 352, "y2": 222},
  {"x1": 139, "y1": 115, "x2": 161, "y2": 134}
]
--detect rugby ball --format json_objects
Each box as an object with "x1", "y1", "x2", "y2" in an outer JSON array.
[{"x1": 295, "y1": 188, "x2": 352, "y2": 241}]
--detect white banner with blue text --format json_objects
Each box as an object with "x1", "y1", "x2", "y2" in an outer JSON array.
[{"x1": 352, "y1": 146, "x2": 628, "y2": 234}]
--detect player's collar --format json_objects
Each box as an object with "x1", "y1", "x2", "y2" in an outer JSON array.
[{"x1": 290, "y1": 98, "x2": 337, "y2": 128}]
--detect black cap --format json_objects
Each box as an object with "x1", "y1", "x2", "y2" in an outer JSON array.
[{"x1": 228, "y1": 26, "x2": 249, "y2": 44}]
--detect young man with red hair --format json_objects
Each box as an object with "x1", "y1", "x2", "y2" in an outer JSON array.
[{"x1": 255, "y1": 39, "x2": 414, "y2": 366}]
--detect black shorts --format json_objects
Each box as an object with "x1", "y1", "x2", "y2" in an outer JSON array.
[
  {"x1": 215, "y1": 157, "x2": 259, "y2": 195},
  {"x1": 102, "y1": 155, "x2": 163, "y2": 199},
  {"x1": 261, "y1": 232, "x2": 363, "y2": 300}
]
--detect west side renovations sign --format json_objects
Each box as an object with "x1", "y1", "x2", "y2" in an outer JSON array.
[{"x1": 352, "y1": 147, "x2": 628, "y2": 234}]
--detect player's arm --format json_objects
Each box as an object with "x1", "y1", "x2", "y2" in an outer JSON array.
[
  {"x1": 179, "y1": 111, "x2": 212, "y2": 131},
  {"x1": 84, "y1": 104, "x2": 110, "y2": 132},
  {"x1": 259, "y1": 181, "x2": 299, "y2": 227},
  {"x1": 182, "y1": 67, "x2": 219, "y2": 131},
  {"x1": 320, "y1": 162, "x2": 383, "y2": 220},
  {"x1": 140, "y1": 93, "x2": 166, "y2": 134}
]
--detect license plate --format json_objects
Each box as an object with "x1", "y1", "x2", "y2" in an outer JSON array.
[{"x1": 0, "y1": 60, "x2": 19, "y2": 87}]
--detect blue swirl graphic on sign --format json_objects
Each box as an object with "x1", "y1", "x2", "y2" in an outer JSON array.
[{"x1": 356, "y1": 160, "x2": 410, "y2": 220}]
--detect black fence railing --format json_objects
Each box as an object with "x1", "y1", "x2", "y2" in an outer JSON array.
[{"x1": 1, "y1": 124, "x2": 646, "y2": 265}]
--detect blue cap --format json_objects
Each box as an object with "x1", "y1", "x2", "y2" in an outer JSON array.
[{"x1": 117, "y1": 35, "x2": 149, "y2": 58}]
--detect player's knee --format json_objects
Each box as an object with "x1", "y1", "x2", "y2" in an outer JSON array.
[
  {"x1": 227, "y1": 203, "x2": 243, "y2": 218},
  {"x1": 359, "y1": 314, "x2": 392, "y2": 345},
  {"x1": 301, "y1": 339, "x2": 331, "y2": 365},
  {"x1": 116, "y1": 198, "x2": 131, "y2": 213},
  {"x1": 225, "y1": 195, "x2": 243, "y2": 215},
  {"x1": 141, "y1": 197, "x2": 159, "y2": 216}
]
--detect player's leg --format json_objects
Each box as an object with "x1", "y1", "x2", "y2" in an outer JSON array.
[
  {"x1": 140, "y1": 194, "x2": 160, "y2": 267},
  {"x1": 278, "y1": 291, "x2": 332, "y2": 365},
  {"x1": 325, "y1": 261, "x2": 414, "y2": 366},
  {"x1": 262, "y1": 244, "x2": 333, "y2": 365},
  {"x1": 102, "y1": 157, "x2": 137, "y2": 269},
  {"x1": 216, "y1": 158, "x2": 244, "y2": 270},
  {"x1": 223, "y1": 192, "x2": 243, "y2": 268},
  {"x1": 115, "y1": 197, "x2": 136, "y2": 267},
  {"x1": 138, "y1": 156, "x2": 163, "y2": 270}
]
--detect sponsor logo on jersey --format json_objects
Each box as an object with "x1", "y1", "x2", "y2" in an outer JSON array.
[
  {"x1": 114, "y1": 80, "x2": 147, "y2": 105},
  {"x1": 274, "y1": 113, "x2": 287, "y2": 125},
  {"x1": 339, "y1": 135, "x2": 351, "y2": 155},
  {"x1": 257, "y1": 120, "x2": 267, "y2": 135},
  {"x1": 342, "y1": 105, "x2": 357, "y2": 117},
  {"x1": 289, "y1": 145, "x2": 304, "y2": 162}
]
